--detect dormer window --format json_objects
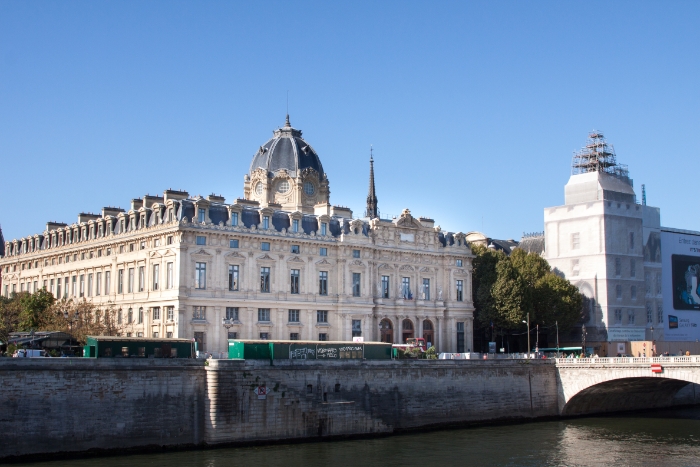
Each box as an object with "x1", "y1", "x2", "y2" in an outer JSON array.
[
  {"x1": 321, "y1": 222, "x2": 327, "y2": 236},
  {"x1": 141, "y1": 214, "x2": 146, "y2": 227},
  {"x1": 198, "y1": 209, "x2": 205, "y2": 223},
  {"x1": 98, "y1": 224, "x2": 103, "y2": 237},
  {"x1": 263, "y1": 216, "x2": 270, "y2": 230},
  {"x1": 231, "y1": 212, "x2": 239, "y2": 226},
  {"x1": 292, "y1": 219, "x2": 299, "y2": 233}
]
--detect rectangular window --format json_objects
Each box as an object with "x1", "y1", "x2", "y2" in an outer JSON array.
[
  {"x1": 226, "y1": 307, "x2": 238, "y2": 321},
  {"x1": 631, "y1": 285, "x2": 637, "y2": 300},
  {"x1": 260, "y1": 267, "x2": 270, "y2": 292},
  {"x1": 138, "y1": 266, "x2": 145, "y2": 292},
  {"x1": 152, "y1": 264, "x2": 159, "y2": 290},
  {"x1": 456, "y1": 280, "x2": 464, "y2": 302},
  {"x1": 167, "y1": 306, "x2": 174, "y2": 321},
  {"x1": 128, "y1": 268, "x2": 134, "y2": 293},
  {"x1": 614, "y1": 309, "x2": 622, "y2": 324},
  {"x1": 166, "y1": 262, "x2": 173, "y2": 289},
  {"x1": 227, "y1": 331, "x2": 237, "y2": 339},
  {"x1": 645, "y1": 271, "x2": 652, "y2": 295},
  {"x1": 138, "y1": 307, "x2": 144, "y2": 324},
  {"x1": 198, "y1": 208, "x2": 206, "y2": 223},
  {"x1": 96, "y1": 272, "x2": 102, "y2": 296},
  {"x1": 616, "y1": 284, "x2": 622, "y2": 300},
  {"x1": 117, "y1": 310, "x2": 122, "y2": 325},
  {"x1": 288, "y1": 309, "x2": 300, "y2": 323},
  {"x1": 140, "y1": 241, "x2": 145, "y2": 250},
  {"x1": 352, "y1": 249, "x2": 360, "y2": 259},
  {"x1": 422, "y1": 278, "x2": 430, "y2": 300},
  {"x1": 655, "y1": 272, "x2": 662, "y2": 295},
  {"x1": 64, "y1": 277, "x2": 69, "y2": 298},
  {"x1": 152, "y1": 332, "x2": 159, "y2": 339},
  {"x1": 615, "y1": 258, "x2": 622, "y2": 277},
  {"x1": 196, "y1": 235, "x2": 206, "y2": 245},
  {"x1": 263, "y1": 216, "x2": 270, "y2": 229},
  {"x1": 317, "y1": 310, "x2": 328, "y2": 323},
  {"x1": 79, "y1": 274, "x2": 85, "y2": 297},
  {"x1": 647, "y1": 301, "x2": 653, "y2": 324},
  {"x1": 571, "y1": 259, "x2": 580, "y2": 277},
  {"x1": 105, "y1": 271, "x2": 111, "y2": 294},
  {"x1": 231, "y1": 212, "x2": 239, "y2": 226},
  {"x1": 230, "y1": 239, "x2": 239, "y2": 248},
  {"x1": 228, "y1": 265, "x2": 239, "y2": 291},
  {"x1": 154, "y1": 238, "x2": 160, "y2": 247},
  {"x1": 56, "y1": 280, "x2": 62, "y2": 299},
  {"x1": 195, "y1": 262, "x2": 207, "y2": 289},
  {"x1": 153, "y1": 307, "x2": 160, "y2": 320},
  {"x1": 292, "y1": 219, "x2": 299, "y2": 233},
  {"x1": 402, "y1": 277, "x2": 410, "y2": 299},
  {"x1": 50, "y1": 279, "x2": 55, "y2": 297},
  {"x1": 194, "y1": 331, "x2": 206, "y2": 351},
  {"x1": 352, "y1": 272, "x2": 361, "y2": 297},
  {"x1": 657, "y1": 302, "x2": 663, "y2": 323},
  {"x1": 259, "y1": 332, "x2": 269, "y2": 340},
  {"x1": 629, "y1": 232, "x2": 635, "y2": 251},
  {"x1": 167, "y1": 236, "x2": 173, "y2": 245},
  {"x1": 261, "y1": 242, "x2": 270, "y2": 251},
  {"x1": 258, "y1": 308, "x2": 270, "y2": 322},
  {"x1": 291, "y1": 244, "x2": 300, "y2": 254},
  {"x1": 457, "y1": 322, "x2": 465, "y2": 352},
  {"x1": 382, "y1": 275, "x2": 390, "y2": 298},
  {"x1": 291, "y1": 269, "x2": 300, "y2": 294},
  {"x1": 319, "y1": 271, "x2": 328, "y2": 295},
  {"x1": 318, "y1": 333, "x2": 328, "y2": 341},
  {"x1": 193, "y1": 306, "x2": 206, "y2": 320},
  {"x1": 456, "y1": 259, "x2": 463, "y2": 267},
  {"x1": 571, "y1": 232, "x2": 580, "y2": 250},
  {"x1": 352, "y1": 319, "x2": 362, "y2": 337},
  {"x1": 321, "y1": 222, "x2": 327, "y2": 236},
  {"x1": 630, "y1": 259, "x2": 636, "y2": 278},
  {"x1": 628, "y1": 310, "x2": 635, "y2": 325},
  {"x1": 290, "y1": 333, "x2": 299, "y2": 340},
  {"x1": 320, "y1": 247, "x2": 327, "y2": 256},
  {"x1": 87, "y1": 274, "x2": 93, "y2": 297}
]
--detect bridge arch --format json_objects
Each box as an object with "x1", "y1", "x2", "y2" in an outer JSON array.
[{"x1": 556, "y1": 359, "x2": 700, "y2": 416}]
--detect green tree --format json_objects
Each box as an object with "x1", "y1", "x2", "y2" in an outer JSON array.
[
  {"x1": 0, "y1": 296, "x2": 22, "y2": 347},
  {"x1": 471, "y1": 244, "x2": 506, "y2": 330},
  {"x1": 18, "y1": 289, "x2": 55, "y2": 331},
  {"x1": 491, "y1": 257, "x2": 527, "y2": 329}
]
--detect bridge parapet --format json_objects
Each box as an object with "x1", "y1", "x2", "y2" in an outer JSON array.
[{"x1": 555, "y1": 356, "x2": 700, "y2": 366}]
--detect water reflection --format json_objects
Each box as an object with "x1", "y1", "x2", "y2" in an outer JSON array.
[{"x1": 20, "y1": 407, "x2": 700, "y2": 467}]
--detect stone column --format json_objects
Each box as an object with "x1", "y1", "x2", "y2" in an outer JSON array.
[
  {"x1": 436, "y1": 316, "x2": 443, "y2": 353},
  {"x1": 416, "y1": 316, "x2": 423, "y2": 341}
]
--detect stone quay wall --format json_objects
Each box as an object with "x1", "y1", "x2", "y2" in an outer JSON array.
[
  {"x1": 0, "y1": 358, "x2": 206, "y2": 460},
  {"x1": 0, "y1": 358, "x2": 558, "y2": 460}
]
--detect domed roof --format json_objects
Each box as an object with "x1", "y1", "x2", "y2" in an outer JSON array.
[{"x1": 249, "y1": 116, "x2": 324, "y2": 178}]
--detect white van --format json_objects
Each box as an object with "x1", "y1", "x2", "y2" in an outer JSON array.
[{"x1": 13, "y1": 349, "x2": 47, "y2": 358}]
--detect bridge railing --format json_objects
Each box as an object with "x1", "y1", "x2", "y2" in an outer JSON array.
[{"x1": 555, "y1": 356, "x2": 700, "y2": 364}]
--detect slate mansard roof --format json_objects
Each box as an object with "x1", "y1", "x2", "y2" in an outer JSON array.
[{"x1": 249, "y1": 116, "x2": 324, "y2": 178}]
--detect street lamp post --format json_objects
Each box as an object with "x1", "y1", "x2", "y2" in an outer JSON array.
[
  {"x1": 63, "y1": 308, "x2": 79, "y2": 353},
  {"x1": 650, "y1": 326, "x2": 655, "y2": 356},
  {"x1": 522, "y1": 313, "x2": 531, "y2": 359},
  {"x1": 222, "y1": 318, "x2": 236, "y2": 359},
  {"x1": 582, "y1": 324, "x2": 587, "y2": 357},
  {"x1": 556, "y1": 320, "x2": 560, "y2": 358}
]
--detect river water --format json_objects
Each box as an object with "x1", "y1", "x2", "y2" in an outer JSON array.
[{"x1": 19, "y1": 407, "x2": 700, "y2": 467}]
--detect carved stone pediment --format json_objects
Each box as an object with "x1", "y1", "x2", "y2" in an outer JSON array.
[
  {"x1": 316, "y1": 258, "x2": 332, "y2": 265},
  {"x1": 378, "y1": 263, "x2": 393, "y2": 270},
  {"x1": 192, "y1": 249, "x2": 212, "y2": 256},
  {"x1": 349, "y1": 259, "x2": 365, "y2": 267},
  {"x1": 419, "y1": 266, "x2": 432, "y2": 273},
  {"x1": 225, "y1": 251, "x2": 246, "y2": 260},
  {"x1": 287, "y1": 256, "x2": 304, "y2": 263},
  {"x1": 399, "y1": 264, "x2": 415, "y2": 271},
  {"x1": 454, "y1": 268, "x2": 468, "y2": 276},
  {"x1": 257, "y1": 254, "x2": 275, "y2": 261}
]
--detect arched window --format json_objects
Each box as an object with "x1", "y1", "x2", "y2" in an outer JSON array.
[
  {"x1": 379, "y1": 318, "x2": 393, "y2": 343},
  {"x1": 422, "y1": 320, "x2": 435, "y2": 348},
  {"x1": 402, "y1": 319, "x2": 415, "y2": 343}
]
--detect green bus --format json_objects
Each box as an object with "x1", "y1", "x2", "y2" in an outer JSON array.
[
  {"x1": 228, "y1": 339, "x2": 393, "y2": 361},
  {"x1": 83, "y1": 336, "x2": 194, "y2": 358}
]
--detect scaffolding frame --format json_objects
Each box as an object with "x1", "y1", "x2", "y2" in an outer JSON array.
[{"x1": 571, "y1": 131, "x2": 631, "y2": 185}]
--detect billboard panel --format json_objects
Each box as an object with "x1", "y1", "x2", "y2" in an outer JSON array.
[{"x1": 662, "y1": 230, "x2": 700, "y2": 341}]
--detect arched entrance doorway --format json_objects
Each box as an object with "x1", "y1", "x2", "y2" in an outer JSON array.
[
  {"x1": 422, "y1": 320, "x2": 434, "y2": 348},
  {"x1": 402, "y1": 319, "x2": 414, "y2": 343},
  {"x1": 379, "y1": 319, "x2": 393, "y2": 343}
]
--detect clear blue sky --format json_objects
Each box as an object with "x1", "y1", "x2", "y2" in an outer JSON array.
[{"x1": 1, "y1": 1, "x2": 699, "y2": 243}]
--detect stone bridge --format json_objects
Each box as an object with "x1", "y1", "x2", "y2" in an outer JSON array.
[{"x1": 555, "y1": 356, "x2": 700, "y2": 415}]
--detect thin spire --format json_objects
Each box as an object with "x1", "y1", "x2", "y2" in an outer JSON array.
[
  {"x1": 365, "y1": 146, "x2": 379, "y2": 219},
  {"x1": 285, "y1": 113, "x2": 290, "y2": 127}
]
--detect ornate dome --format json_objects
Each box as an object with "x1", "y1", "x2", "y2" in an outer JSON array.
[{"x1": 249, "y1": 115, "x2": 324, "y2": 178}]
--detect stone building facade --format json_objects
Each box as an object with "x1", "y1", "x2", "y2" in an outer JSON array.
[
  {"x1": 544, "y1": 132, "x2": 662, "y2": 355},
  {"x1": 0, "y1": 117, "x2": 474, "y2": 355}
]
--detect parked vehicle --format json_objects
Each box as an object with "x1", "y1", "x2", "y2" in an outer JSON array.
[
  {"x1": 13, "y1": 349, "x2": 48, "y2": 358},
  {"x1": 392, "y1": 338, "x2": 427, "y2": 352}
]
